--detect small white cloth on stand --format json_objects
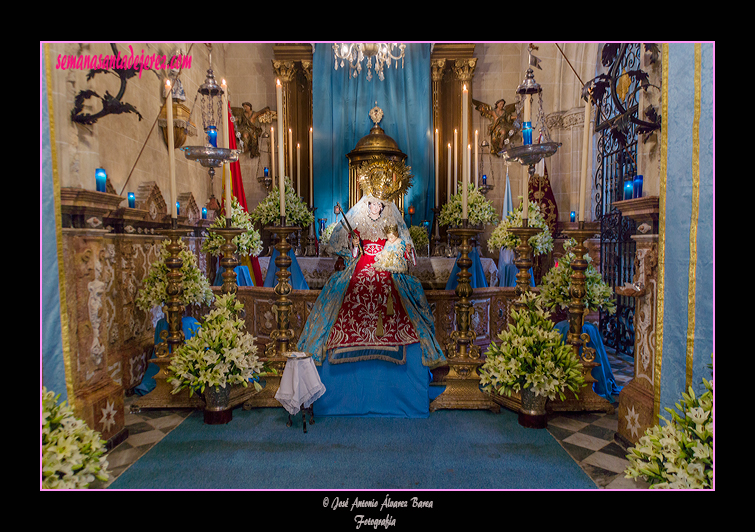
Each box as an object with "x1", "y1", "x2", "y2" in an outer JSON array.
[{"x1": 274, "y1": 354, "x2": 326, "y2": 415}]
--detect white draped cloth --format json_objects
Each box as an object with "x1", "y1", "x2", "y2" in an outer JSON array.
[{"x1": 274, "y1": 354, "x2": 327, "y2": 415}]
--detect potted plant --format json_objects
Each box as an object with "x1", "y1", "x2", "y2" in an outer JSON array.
[
  {"x1": 249, "y1": 177, "x2": 314, "y2": 230},
  {"x1": 625, "y1": 372, "x2": 713, "y2": 488},
  {"x1": 201, "y1": 196, "x2": 263, "y2": 259},
  {"x1": 487, "y1": 199, "x2": 553, "y2": 257},
  {"x1": 42, "y1": 387, "x2": 110, "y2": 489},
  {"x1": 438, "y1": 183, "x2": 498, "y2": 228},
  {"x1": 479, "y1": 291, "x2": 585, "y2": 428},
  {"x1": 537, "y1": 237, "x2": 616, "y2": 322},
  {"x1": 136, "y1": 239, "x2": 214, "y2": 314},
  {"x1": 166, "y1": 293, "x2": 264, "y2": 424}
]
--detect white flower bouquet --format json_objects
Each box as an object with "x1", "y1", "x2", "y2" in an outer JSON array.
[
  {"x1": 409, "y1": 225, "x2": 429, "y2": 248},
  {"x1": 439, "y1": 183, "x2": 498, "y2": 227},
  {"x1": 479, "y1": 291, "x2": 585, "y2": 401},
  {"x1": 136, "y1": 239, "x2": 214, "y2": 312},
  {"x1": 538, "y1": 237, "x2": 616, "y2": 315},
  {"x1": 42, "y1": 387, "x2": 110, "y2": 489},
  {"x1": 487, "y1": 199, "x2": 553, "y2": 256},
  {"x1": 202, "y1": 196, "x2": 263, "y2": 258},
  {"x1": 249, "y1": 177, "x2": 314, "y2": 229},
  {"x1": 167, "y1": 293, "x2": 264, "y2": 397},
  {"x1": 321, "y1": 222, "x2": 338, "y2": 245},
  {"x1": 625, "y1": 375, "x2": 713, "y2": 489}
]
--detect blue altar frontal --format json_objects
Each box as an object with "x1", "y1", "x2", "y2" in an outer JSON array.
[{"x1": 314, "y1": 343, "x2": 436, "y2": 418}]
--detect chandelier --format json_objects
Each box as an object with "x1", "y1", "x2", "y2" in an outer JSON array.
[{"x1": 333, "y1": 43, "x2": 406, "y2": 81}]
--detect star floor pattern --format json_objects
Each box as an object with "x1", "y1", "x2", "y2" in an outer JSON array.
[{"x1": 92, "y1": 348, "x2": 649, "y2": 490}]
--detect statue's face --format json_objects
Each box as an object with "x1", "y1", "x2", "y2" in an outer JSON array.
[
  {"x1": 368, "y1": 201, "x2": 383, "y2": 216},
  {"x1": 387, "y1": 232, "x2": 397, "y2": 243}
]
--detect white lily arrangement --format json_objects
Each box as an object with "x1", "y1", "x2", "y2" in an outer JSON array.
[
  {"x1": 487, "y1": 199, "x2": 553, "y2": 256},
  {"x1": 409, "y1": 225, "x2": 429, "y2": 248},
  {"x1": 249, "y1": 177, "x2": 314, "y2": 229},
  {"x1": 479, "y1": 291, "x2": 585, "y2": 401},
  {"x1": 625, "y1": 372, "x2": 713, "y2": 489},
  {"x1": 42, "y1": 387, "x2": 110, "y2": 489},
  {"x1": 439, "y1": 183, "x2": 498, "y2": 227},
  {"x1": 538, "y1": 237, "x2": 616, "y2": 315},
  {"x1": 136, "y1": 239, "x2": 214, "y2": 312},
  {"x1": 167, "y1": 293, "x2": 264, "y2": 397},
  {"x1": 321, "y1": 222, "x2": 338, "y2": 245},
  {"x1": 202, "y1": 196, "x2": 263, "y2": 258}
]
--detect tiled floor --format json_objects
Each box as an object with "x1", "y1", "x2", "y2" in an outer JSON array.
[{"x1": 93, "y1": 348, "x2": 649, "y2": 490}]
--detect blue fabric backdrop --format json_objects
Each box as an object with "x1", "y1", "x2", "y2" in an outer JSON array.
[
  {"x1": 41, "y1": 45, "x2": 68, "y2": 401},
  {"x1": 658, "y1": 43, "x2": 714, "y2": 413},
  {"x1": 312, "y1": 44, "x2": 433, "y2": 229}
]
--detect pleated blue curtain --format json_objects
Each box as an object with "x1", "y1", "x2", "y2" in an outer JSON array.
[{"x1": 312, "y1": 43, "x2": 433, "y2": 227}]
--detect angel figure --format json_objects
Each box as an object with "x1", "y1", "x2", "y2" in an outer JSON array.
[
  {"x1": 231, "y1": 102, "x2": 277, "y2": 158},
  {"x1": 473, "y1": 98, "x2": 521, "y2": 156}
]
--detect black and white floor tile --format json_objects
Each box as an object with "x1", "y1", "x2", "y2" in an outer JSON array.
[{"x1": 94, "y1": 349, "x2": 649, "y2": 490}]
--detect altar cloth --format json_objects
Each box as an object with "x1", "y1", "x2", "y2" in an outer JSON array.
[
  {"x1": 314, "y1": 343, "x2": 432, "y2": 418},
  {"x1": 263, "y1": 248, "x2": 309, "y2": 290},
  {"x1": 213, "y1": 265, "x2": 253, "y2": 287},
  {"x1": 553, "y1": 320, "x2": 622, "y2": 401}
]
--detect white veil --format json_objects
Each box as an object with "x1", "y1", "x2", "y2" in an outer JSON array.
[{"x1": 326, "y1": 194, "x2": 413, "y2": 255}]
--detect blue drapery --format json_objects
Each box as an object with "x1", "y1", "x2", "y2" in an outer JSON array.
[{"x1": 312, "y1": 43, "x2": 433, "y2": 228}]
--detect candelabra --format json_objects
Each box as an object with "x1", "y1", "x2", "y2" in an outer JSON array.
[
  {"x1": 430, "y1": 220, "x2": 499, "y2": 413},
  {"x1": 244, "y1": 218, "x2": 301, "y2": 409},
  {"x1": 132, "y1": 223, "x2": 202, "y2": 411},
  {"x1": 213, "y1": 219, "x2": 244, "y2": 296},
  {"x1": 553, "y1": 222, "x2": 614, "y2": 413},
  {"x1": 508, "y1": 214, "x2": 542, "y2": 314}
]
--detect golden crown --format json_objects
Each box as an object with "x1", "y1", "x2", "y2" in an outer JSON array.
[
  {"x1": 383, "y1": 223, "x2": 399, "y2": 236},
  {"x1": 357, "y1": 157, "x2": 413, "y2": 201}
]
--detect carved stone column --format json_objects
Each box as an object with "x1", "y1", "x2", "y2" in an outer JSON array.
[{"x1": 612, "y1": 196, "x2": 660, "y2": 446}]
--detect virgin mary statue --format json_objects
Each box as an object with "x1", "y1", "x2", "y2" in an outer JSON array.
[{"x1": 297, "y1": 159, "x2": 446, "y2": 417}]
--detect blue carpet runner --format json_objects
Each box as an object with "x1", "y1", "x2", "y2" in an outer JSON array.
[{"x1": 109, "y1": 407, "x2": 595, "y2": 491}]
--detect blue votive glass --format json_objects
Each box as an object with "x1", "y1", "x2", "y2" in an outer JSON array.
[
  {"x1": 482, "y1": 174, "x2": 487, "y2": 186},
  {"x1": 523, "y1": 122, "x2": 532, "y2": 145},
  {"x1": 633, "y1": 175, "x2": 643, "y2": 198},
  {"x1": 570, "y1": 211, "x2": 576, "y2": 222},
  {"x1": 95, "y1": 168, "x2": 107, "y2": 192},
  {"x1": 176, "y1": 202, "x2": 180, "y2": 216},
  {"x1": 206, "y1": 126, "x2": 218, "y2": 147},
  {"x1": 202, "y1": 207, "x2": 207, "y2": 219},
  {"x1": 624, "y1": 180, "x2": 633, "y2": 200},
  {"x1": 128, "y1": 192, "x2": 135, "y2": 208}
]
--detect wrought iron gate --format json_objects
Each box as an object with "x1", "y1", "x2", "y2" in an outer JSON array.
[{"x1": 593, "y1": 43, "x2": 643, "y2": 357}]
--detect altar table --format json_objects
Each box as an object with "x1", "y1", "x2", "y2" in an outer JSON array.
[{"x1": 258, "y1": 255, "x2": 499, "y2": 290}]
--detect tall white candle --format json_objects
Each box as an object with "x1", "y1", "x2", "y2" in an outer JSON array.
[
  {"x1": 309, "y1": 127, "x2": 313, "y2": 205},
  {"x1": 297, "y1": 142, "x2": 301, "y2": 196},
  {"x1": 276, "y1": 80, "x2": 285, "y2": 219},
  {"x1": 462, "y1": 85, "x2": 469, "y2": 220},
  {"x1": 447, "y1": 143, "x2": 452, "y2": 202},
  {"x1": 453, "y1": 128, "x2": 458, "y2": 195},
  {"x1": 165, "y1": 79, "x2": 176, "y2": 219},
  {"x1": 474, "y1": 130, "x2": 479, "y2": 188},
  {"x1": 522, "y1": 166, "x2": 528, "y2": 221},
  {"x1": 288, "y1": 128, "x2": 293, "y2": 186},
  {"x1": 434, "y1": 128, "x2": 439, "y2": 207},
  {"x1": 221, "y1": 79, "x2": 231, "y2": 219},
  {"x1": 579, "y1": 95, "x2": 592, "y2": 222},
  {"x1": 270, "y1": 126, "x2": 275, "y2": 182}
]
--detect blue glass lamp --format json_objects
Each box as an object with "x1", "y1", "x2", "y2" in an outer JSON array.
[{"x1": 95, "y1": 168, "x2": 107, "y2": 192}]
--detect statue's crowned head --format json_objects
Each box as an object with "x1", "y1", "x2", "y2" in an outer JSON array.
[
  {"x1": 383, "y1": 223, "x2": 399, "y2": 238},
  {"x1": 357, "y1": 158, "x2": 413, "y2": 202}
]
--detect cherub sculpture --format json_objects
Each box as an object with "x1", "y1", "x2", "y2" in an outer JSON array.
[{"x1": 472, "y1": 98, "x2": 521, "y2": 156}]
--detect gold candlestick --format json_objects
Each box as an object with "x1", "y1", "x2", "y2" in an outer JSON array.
[
  {"x1": 551, "y1": 222, "x2": 613, "y2": 413},
  {"x1": 133, "y1": 226, "x2": 203, "y2": 411},
  {"x1": 430, "y1": 221, "x2": 499, "y2": 413},
  {"x1": 213, "y1": 220, "x2": 245, "y2": 296},
  {"x1": 508, "y1": 219, "x2": 542, "y2": 313},
  {"x1": 244, "y1": 220, "x2": 301, "y2": 409}
]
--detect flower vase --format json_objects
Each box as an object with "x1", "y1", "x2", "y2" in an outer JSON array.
[
  {"x1": 518, "y1": 387, "x2": 548, "y2": 429},
  {"x1": 203, "y1": 384, "x2": 232, "y2": 425}
]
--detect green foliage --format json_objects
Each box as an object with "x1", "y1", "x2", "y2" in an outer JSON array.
[
  {"x1": 249, "y1": 177, "x2": 314, "y2": 229},
  {"x1": 202, "y1": 196, "x2": 263, "y2": 258},
  {"x1": 439, "y1": 182, "x2": 498, "y2": 227},
  {"x1": 479, "y1": 291, "x2": 585, "y2": 401},
  {"x1": 486, "y1": 199, "x2": 553, "y2": 256}
]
